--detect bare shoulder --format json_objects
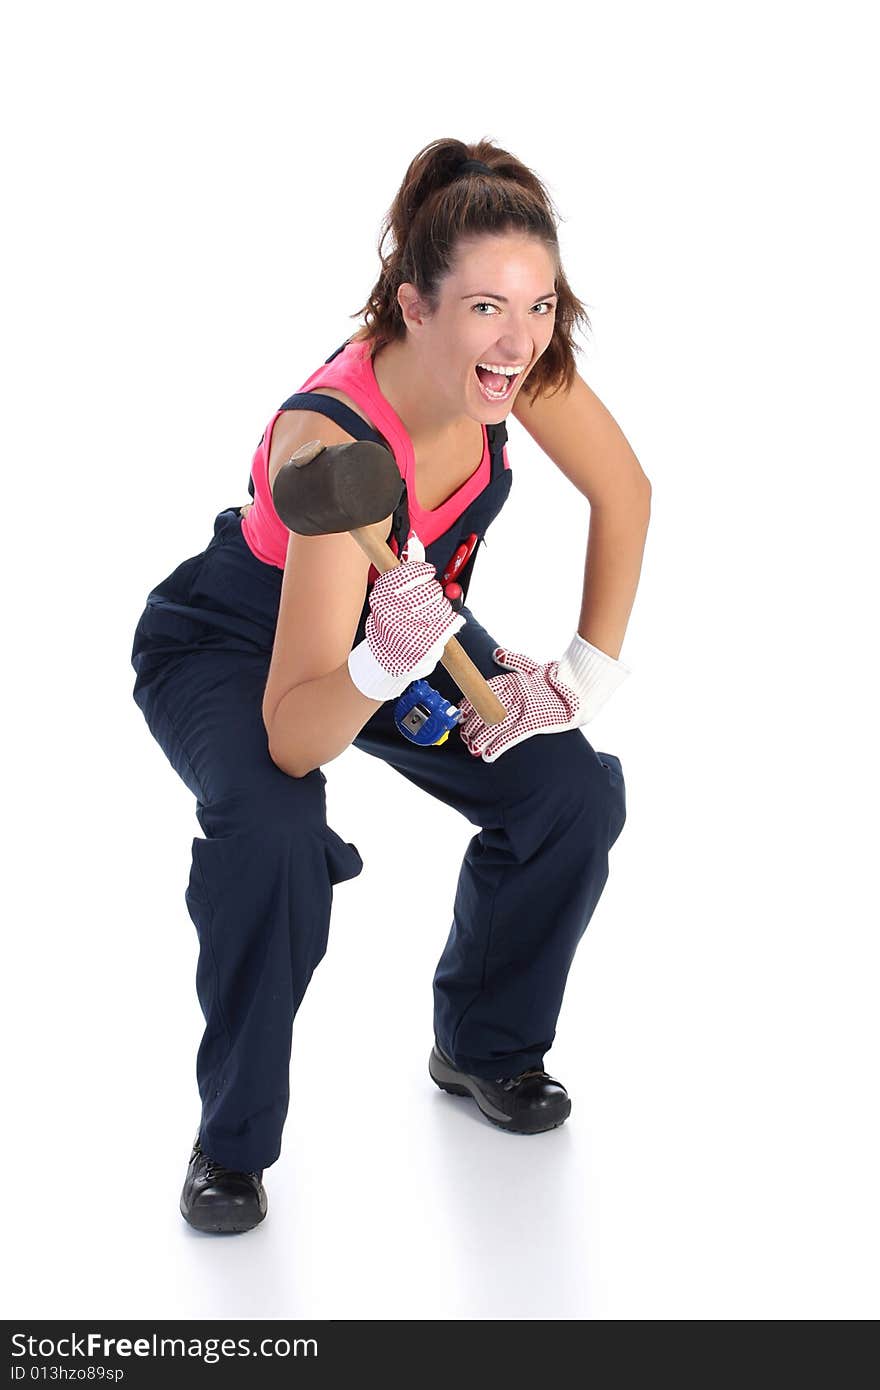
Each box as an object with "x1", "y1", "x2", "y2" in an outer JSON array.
[
  {"x1": 511, "y1": 370, "x2": 650, "y2": 502},
  {"x1": 511, "y1": 369, "x2": 605, "y2": 429}
]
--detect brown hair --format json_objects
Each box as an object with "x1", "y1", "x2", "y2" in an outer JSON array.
[{"x1": 349, "y1": 137, "x2": 592, "y2": 403}]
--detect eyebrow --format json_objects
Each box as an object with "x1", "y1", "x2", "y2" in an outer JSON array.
[{"x1": 461, "y1": 291, "x2": 558, "y2": 303}]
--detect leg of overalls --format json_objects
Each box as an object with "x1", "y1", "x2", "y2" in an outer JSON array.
[
  {"x1": 353, "y1": 606, "x2": 627, "y2": 1081},
  {"x1": 131, "y1": 645, "x2": 363, "y2": 1174}
]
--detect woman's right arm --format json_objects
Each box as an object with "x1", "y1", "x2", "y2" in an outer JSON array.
[
  {"x1": 267, "y1": 653, "x2": 385, "y2": 780},
  {"x1": 261, "y1": 411, "x2": 389, "y2": 778}
]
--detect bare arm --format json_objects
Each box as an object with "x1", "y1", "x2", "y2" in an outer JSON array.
[
  {"x1": 576, "y1": 495, "x2": 651, "y2": 660},
  {"x1": 261, "y1": 411, "x2": 391, "y2": 777},
  {"x1": 267, "y1": 661, "x2": 383, "y2": 779},
  {"x1": 513, "y1": 371, "x2": 651, "y2": 658}
]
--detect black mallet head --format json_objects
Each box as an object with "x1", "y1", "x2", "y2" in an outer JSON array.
[{"x1": 271, "y1": 439, "x2": 404, "y2": 536}]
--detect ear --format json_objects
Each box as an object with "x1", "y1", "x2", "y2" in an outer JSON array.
[{"x1": 398, "y1": 283, "x2": 431, "y2": 331}]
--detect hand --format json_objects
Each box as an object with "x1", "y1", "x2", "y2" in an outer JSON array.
[
  {"x1": 348, "y1": 532, "x2": 467, "y2": 701},
  {"x1": 457, "y1": 634, "x2": 631, "y2": 763}
]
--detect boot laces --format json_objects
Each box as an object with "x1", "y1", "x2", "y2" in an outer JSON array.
[
  {"x1": 498, "y1": 1066, "x2": 549, "y2": 1091},
  {"x1": 195, "y1": 1138, "x2": 259, "y2": 1182}
]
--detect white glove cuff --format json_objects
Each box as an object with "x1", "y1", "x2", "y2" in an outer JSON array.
[
  {"x1": 347, "y1": 638, "x2": 412, "y2": 701},
  {"x1": 347, "y1": 612, "x2": 466, "y2": 702},
  {"x1": 556, "y1": 631, "x2": 631, "y2": 707}
]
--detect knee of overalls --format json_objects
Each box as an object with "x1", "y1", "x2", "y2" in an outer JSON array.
[{"x1": 499, "y1": 730, "x2": 624, "y2": 864}]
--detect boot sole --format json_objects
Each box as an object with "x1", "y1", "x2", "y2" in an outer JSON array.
[{"x1": 428, "y1": 1047, "x2": 571, "y2": 1135}]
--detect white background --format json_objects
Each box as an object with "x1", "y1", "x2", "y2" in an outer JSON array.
[{"x1": 2, "y1": 0, "x2": 877, "y2": 1322}]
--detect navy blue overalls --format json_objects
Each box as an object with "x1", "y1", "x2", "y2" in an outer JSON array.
[{"x1": 130, "y1": 341, "x2": 627, "y2": 1173}]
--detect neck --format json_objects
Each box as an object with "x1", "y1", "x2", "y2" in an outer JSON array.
[{"x1": 371, "y1": 337, "x2": 468, "y2": 449}]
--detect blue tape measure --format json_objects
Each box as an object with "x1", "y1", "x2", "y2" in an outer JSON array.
[{"x1": 394, "y1": 679, "x2": 464, "y2": 746}]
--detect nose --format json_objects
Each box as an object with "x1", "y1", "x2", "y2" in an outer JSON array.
[
  {"x1": 495, "y1": 320, "x2": 539, "y2": 362},
  {"x1": 492, "y1": 334, "x2": 533, "y2": 363}
]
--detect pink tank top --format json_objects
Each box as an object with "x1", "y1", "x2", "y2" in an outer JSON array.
[{"x1": 241, "y1": 337, "x2": 507, "y2": 568}]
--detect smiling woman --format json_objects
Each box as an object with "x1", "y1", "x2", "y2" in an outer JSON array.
[{"x1": 130, "y1": 135, "x2": 645, "y2": 1233}]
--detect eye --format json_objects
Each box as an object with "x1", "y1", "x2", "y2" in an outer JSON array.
[{"x1": 472, "y1": 301, "x2": 556, "y2": 315}]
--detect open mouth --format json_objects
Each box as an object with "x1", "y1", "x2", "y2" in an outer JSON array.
[{"x1": 474, "y1": 364, "x2": 522, "y2": 402}]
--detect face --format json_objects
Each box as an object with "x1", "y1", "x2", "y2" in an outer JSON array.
[{"x1": 401, "y1": 232, "x2": 558, "y2": 422}]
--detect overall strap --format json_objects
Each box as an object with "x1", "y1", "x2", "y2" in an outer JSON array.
[
  {"x1": 276, "y1": 392, "x2": 387, "y2": 446},
  {"x1": 486, "y1": 419, "x2": 508, "y2": 479},
  {"x1": 247, "y1": 389, "x2": 386, "y2": 498}
]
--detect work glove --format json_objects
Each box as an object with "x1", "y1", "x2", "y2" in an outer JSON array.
[
  {"x1": 457, "y1": 633, "x2": 631, "y2": 763},
  {"x1": 348, "y1": 533, "x2": 466, "y2": 701}
]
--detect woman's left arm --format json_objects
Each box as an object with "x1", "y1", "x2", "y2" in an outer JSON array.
[{"x1": 512, "y1": 371, "x2": 651, "y2": 660}]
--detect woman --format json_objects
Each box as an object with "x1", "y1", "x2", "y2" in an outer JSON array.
[{"x1": 130, "y1": 137, "x2": 651, "y2": 1235}]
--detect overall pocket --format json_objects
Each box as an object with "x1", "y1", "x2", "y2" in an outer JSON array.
[
  {"x1": 598, "y1": 752, "x2": 627, "y2": 848},
  {"x1": 321, "y1": 826, "x2": 365, "y2": 886}
]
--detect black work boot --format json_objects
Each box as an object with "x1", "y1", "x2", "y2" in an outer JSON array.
[
  {"x1": 428, "y1": 1041, "x2": 571, "y2": 1134},
  {"x1": 180, "y1": 1133, "x2": 268, "y2": 1234}
]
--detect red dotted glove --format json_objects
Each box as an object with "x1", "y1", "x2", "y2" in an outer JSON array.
[
  {"x1": 348, "y1": 532, "x2": 466, "y2": 701},
  {"x1": 457, "y1": 635, "x2": 631, "y2": 763}
]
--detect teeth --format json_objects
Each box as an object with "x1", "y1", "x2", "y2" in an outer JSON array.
[{"x1": 477, "y1": 363, "x2": 524, "y2": 376}]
